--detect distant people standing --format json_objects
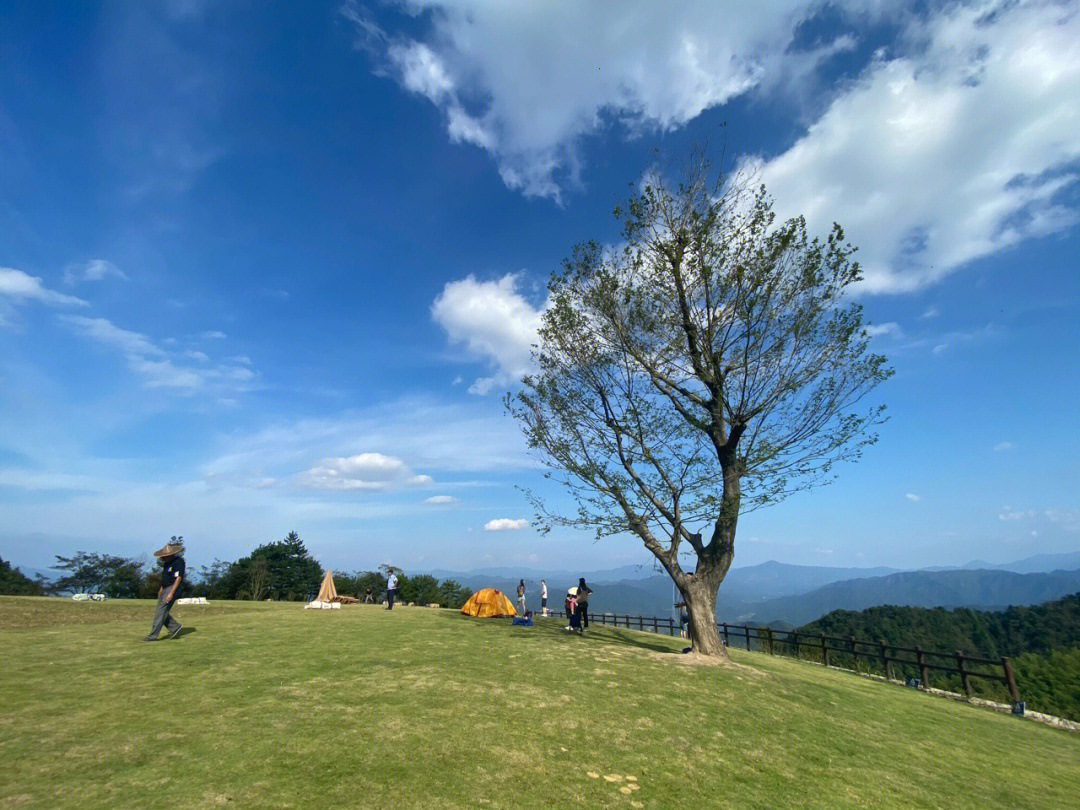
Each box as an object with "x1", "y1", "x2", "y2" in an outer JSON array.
[
  {"x1": 576, "y1": 577, "x2": 593, "y2": 633},
  {"x1": 540, "y1": 579, "x2": 548, "y2": 616},
  {"x1": 386, "y1": 571, "x2": 399, "y2": 610},
  {"x1": 142, "y1": 540, "x2": 186, "y2": 641},
  {"x1": 516, "y1": 579, "x2": 526, "y2": 615}
]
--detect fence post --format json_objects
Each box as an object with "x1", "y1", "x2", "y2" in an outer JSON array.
[
  {"x1": 765, "y1": 627, "x2": 774, "y2": 655},
  {"x1": 956, "y1": 651, "x2": 972, "y2": 697},
  {"x1": 915, "y1": 646, "x2": 929, "y2": 688},
  {"x1": 850, "y1": 636, "x2": 858, "y2": 671},
  {"x1": 880, "y1": 641, "x2": 892, "y2": 680},
  {"x1": 744, "y1": 624, "x2": 751, "y2": 651},
  {"x1": 638, "y1": 616, "x2": 644, "y2": 631},
  {"x1": 792, "y1": 630, "x2": 799, "y2": 659},
  {"x1": 820, "y1": 634, "x2": 829, "y2": 666},
  {"x1": 653, "y1": 616, "x2": 658, "y2": 634},
  {"x1": 668, "y1": 618, "x2": 674, "y2": 636},
  {"x1": 722, "y1": 623, "x2": 729, "y2": 646},
  {"x1": 1002, "y1": 657, "x2": 1020, "y2": 704}
]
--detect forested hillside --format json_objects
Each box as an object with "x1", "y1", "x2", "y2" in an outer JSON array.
[
  {"x1": 800, "y1": 593, "x2": 1080, "y2": 657},
  {"x1": 800, "y1": 593, "x2": 1080, "y2": 721}
]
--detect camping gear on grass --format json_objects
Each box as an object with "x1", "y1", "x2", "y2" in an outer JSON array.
[
  {"x1": 305, "y1": 601, "x2": 341, "y2": 609},
  {"x1": 175, "y1": 597, "x2": 209, "y2": 605},
  {"x1": 460, "y1": 588, "x2": 517, "y2": 618},
  {"x1": 312, "y1": 569, "x2": 360, "y2": 605},
  {"x1": 512, "y1": 615, "x2": 533, "y2": 626}
]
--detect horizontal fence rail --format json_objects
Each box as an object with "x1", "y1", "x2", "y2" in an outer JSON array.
[{"x1": 543, "y1": 610, "x2": 1021, "y2": 705}]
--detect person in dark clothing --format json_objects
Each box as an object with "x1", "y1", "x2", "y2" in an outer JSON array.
[
  {"x1": 142, "y1": 541, "x2": 186, "y2": 641},
  {"x1": 362, "y1": 588, "x2": 374, "y2": 604},
  {"x1": 576, "y1": 577, "x2": 593, "y2": 633}
]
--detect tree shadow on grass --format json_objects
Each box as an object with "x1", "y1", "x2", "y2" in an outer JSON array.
[{"x1": 436, "y1": 610, "x2": 683, "y2": 655}]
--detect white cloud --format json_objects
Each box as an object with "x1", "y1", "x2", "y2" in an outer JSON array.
[
  {"x1": 296, "y1": 452, "x2": 433, "y2": 492},
  {"x1": 63, "y1": 259, "x2": 127, "y2": 285},
  {"x1": 999, "y1": 507, "x2": 1034, "y2": 521},
  {"x1": 745, "y1": 2, "x2": 1080, "y2": 293},
  {"x1": 425, "y1": 495, "x2": 458, "y2": 504},
  {"x1": 0, "y1": 267, "x2": 88, "y2": 308},
  {"x1": 865, "y1": 322, "x2": 903, "y2": 338},
  {"x1": 346, "y1": 1, "x2": 873, "y2": 200},
  {"x1": 200, "y1": 330, "x2": 227, "y2": 340},
  {"x1": 60, "y1": 315, "x2": 256, "y2": 392},
  {"x1": 920, "y1": 306, "x2": 940, "y2": 319},
  {"x1": 484, "y1": 518, "x2": 529, "y2": 531},
  {"x1": 1044, "y1": 508, "x2": 1080, "y2": 532},
  {"x1": 431, "y1": 274, "x2": 545, "y2": 394},
  {"x1": 905, "y1": 493, "x2": 921, "y2": 501},
  {"x1": 993, "y1": 441, "x2": 1014, "y2": 451},
  {"x1": 814, "y1": 547, "x2": 834, "y2": 555},
  {"x1": 201, "y1": 396, "x2": 529, "y2": 481}
]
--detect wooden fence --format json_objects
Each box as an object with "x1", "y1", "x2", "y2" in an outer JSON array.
[{"x1": 547, "y1": 610, "x2": 1021, "y2": 705}]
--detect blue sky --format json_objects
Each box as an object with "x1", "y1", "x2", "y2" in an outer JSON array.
[{"x1": 2, "y1": 1, "x2": 1078, "y2": 576}]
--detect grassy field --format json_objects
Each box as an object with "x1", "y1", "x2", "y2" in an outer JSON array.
[{"x1": 2, "y1": 597, "x2": 1078, "y2": 810}]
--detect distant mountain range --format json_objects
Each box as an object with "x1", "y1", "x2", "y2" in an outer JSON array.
[
  {"x1": 728, "y1": 568, "x2": 1080, "y2": 626},
  {"x1": 421, "y1": 550, "x2": 1080, "y2": 625}
]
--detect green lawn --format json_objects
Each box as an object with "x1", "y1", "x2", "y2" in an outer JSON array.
[{"x1": 1, "y1": 597, "x2": 1077, "y2": 810}]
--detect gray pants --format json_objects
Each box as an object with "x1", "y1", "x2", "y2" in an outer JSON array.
[{"x1": 147, "y1": 592, "x2": 181, "y2": 638}]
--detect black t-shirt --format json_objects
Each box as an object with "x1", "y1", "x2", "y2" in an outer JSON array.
[{"x1": 160, "y1": 557, "x2": 186, "y2": 593}]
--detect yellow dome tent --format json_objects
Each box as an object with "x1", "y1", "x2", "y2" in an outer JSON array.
[{"x1": 460, "y1": 588, "x2": 516, "y2": 618}]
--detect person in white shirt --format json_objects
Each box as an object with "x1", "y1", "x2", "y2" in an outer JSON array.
[
  {"x1": 540, "y1": 579, "x2": 548, "y2": 616},
  {"x1": 386, "y1": 572, "x2": 399, "y2": 610}
]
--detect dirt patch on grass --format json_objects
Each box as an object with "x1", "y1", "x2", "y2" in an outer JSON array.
[{"x1": 647, "y1": 649, "x2": 768, "y2": 676}]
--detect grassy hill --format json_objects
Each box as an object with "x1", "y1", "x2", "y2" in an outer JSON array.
[{"x1": 2, "y1": 597, "x2": 1078, "y2": 810}]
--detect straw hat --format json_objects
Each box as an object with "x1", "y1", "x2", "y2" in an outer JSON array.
[{"x1": 153, "y1": 541, "x2": 184, "y2": 558}]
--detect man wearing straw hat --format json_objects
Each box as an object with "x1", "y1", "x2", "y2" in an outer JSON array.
[{"x1": 142, "y1": 539, "x2": 186, "y2": 641}]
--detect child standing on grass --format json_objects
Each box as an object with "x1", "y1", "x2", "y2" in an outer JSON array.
[
  {"x1": 516, "y1": 578, "x2": 526, "y2": 615},
  {"x1": 565, "y1": 588, "x2": 579, "y2": 632}
]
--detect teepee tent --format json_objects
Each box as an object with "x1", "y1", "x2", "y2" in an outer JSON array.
[
  {"x1": 311, "y1": 569, "x2": 359, "y2": 604},
  {"x1": 460, "y1": 588, "x2": 516, "y2": 618}
]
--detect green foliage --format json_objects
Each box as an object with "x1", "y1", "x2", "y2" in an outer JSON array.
[
  {"x1": 220, "y1": 531, "x2": 322, "y2": 600},
  {"x1": 801, "y1": 594, "x2": 1080, "y2": 659},
  {"x1": 800, "y1": 593, "x2": 1080, "y2": 720},
  {"x1": 0, "y1": 556, "x2": 45, "y2": 595},
  {"x1": 50, "y1": 552, "x2": 143, "y2": 596}
]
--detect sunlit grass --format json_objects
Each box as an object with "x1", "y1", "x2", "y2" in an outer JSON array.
[{"x1": 1, "y1": 596, "x2": 1077, "y2": 810}]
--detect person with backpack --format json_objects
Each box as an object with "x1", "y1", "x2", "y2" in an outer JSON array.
[{"x1": 564, "y1": 587, "x2": 579, "y2": 632}]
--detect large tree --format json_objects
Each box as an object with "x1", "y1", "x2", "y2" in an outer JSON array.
[{"x1": 509, "y1": 160, "x2": 892, "y2": 657}]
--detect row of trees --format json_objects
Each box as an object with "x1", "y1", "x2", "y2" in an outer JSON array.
[{"x1": 0, "y1": 533, "x2": 473, "y2": 609}]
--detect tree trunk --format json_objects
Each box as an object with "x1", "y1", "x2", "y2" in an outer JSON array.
[{"x1": 681, "y1": 575, "x2": 726, "y2": 658}]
